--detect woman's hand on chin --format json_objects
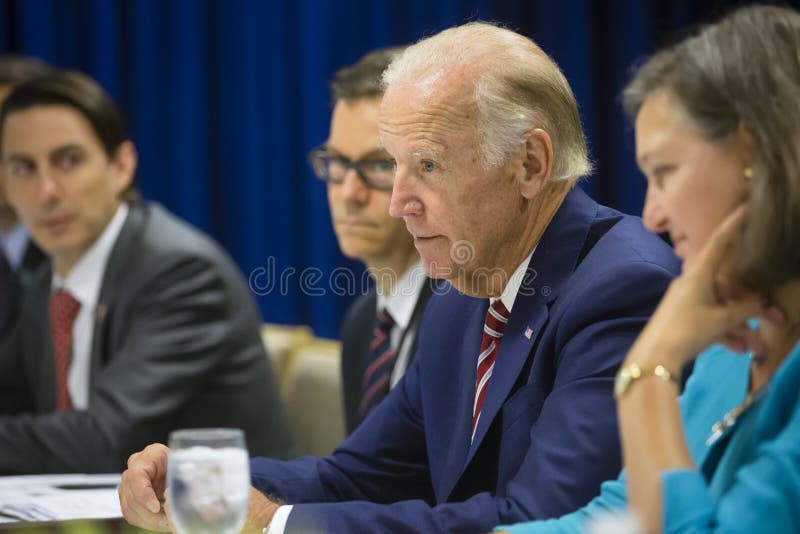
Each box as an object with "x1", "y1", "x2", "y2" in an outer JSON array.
[{"x1": 628, "y1": 206, "x2": 764, "y2": 370}]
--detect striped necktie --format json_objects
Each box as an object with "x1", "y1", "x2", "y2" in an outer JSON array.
[
  {"x1": 49, "y1": 289, "x2": 81, "y2": 411},
  {"x1": 359, "y1": 308, "x2": 396, "y2": 419},
  {"x1": 472, "y1": 299, "x2": 510, "y2": 442}
]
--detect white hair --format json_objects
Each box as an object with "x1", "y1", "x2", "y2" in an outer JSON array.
[{"x1": 383, "y1": 22, "x2": 591, "y2": 180}]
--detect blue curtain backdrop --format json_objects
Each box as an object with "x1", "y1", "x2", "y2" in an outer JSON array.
[{"x1": 0, "y1": 0, "x2": 792, "y2": 338}]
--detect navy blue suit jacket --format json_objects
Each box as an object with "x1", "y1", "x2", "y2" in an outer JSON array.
[{"x1": 251, "y1": 187, "x2": 680, "y2": 533}]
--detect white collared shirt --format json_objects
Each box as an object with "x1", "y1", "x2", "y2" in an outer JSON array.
[
  {"x1": 491, "y1": 247, "x2": 536, "y2": 314},
  {"x1": 51, "y1": 204, "x2": 129, "y2": 410},
  {"x1": 376, "y1": 261, "x2": 426, "y2": 388},
  {"x1": 0, "y1": 222, "x2": 30, "y2": 270}
]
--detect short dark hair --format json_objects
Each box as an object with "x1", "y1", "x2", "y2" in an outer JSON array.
[
  {"x1": 330, "y1": 46, "x2": 406, "y2": 102},
  {"x1": 0, "y1": 54, "x2": 51, "y2": 87},
  {"x1": 623, "y1": 5, "x2": 800, "y2": 292},
  {"x1": 0, "y1": 70, "x2": 139, "y2": 202}
]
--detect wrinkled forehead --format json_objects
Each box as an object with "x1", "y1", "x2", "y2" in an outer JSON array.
[{"x1": 378, "y1": 76, "x2": 478, "y2": 153}]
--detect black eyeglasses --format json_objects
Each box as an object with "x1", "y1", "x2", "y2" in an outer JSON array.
[{"x1": 308, "y1": 146, "x2": 396, "y2": 191}]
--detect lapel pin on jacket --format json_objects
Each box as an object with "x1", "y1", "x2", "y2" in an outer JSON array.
[{"x1": 95, "y1": 303, "x2": 108, "y2": 322}]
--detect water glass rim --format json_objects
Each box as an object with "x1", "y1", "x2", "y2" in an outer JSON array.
[{"x1": 169, "y1": 427, "x2": 244, "y2": 442}]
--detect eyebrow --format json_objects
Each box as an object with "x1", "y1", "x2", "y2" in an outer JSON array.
[
  {"x1": 4, "y1": 152, "x2": 33, "y2": 163},
  {"x1": 410, "y1": 146, "x2": 447, "y2": 160},
  {"x1": 5, "y1": 142, "x2": 86, "y2": 163},
  {"x1": 51, "y1": 143, "x2": 85, "y2": 157}
]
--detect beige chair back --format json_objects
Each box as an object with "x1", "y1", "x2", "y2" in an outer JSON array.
[{"x1": 262, "y1": 324, "x2": 346, "y2": 456}]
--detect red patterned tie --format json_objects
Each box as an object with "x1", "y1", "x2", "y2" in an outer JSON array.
[
  {"x1": 49, "y1": 289, "x2": 81, "y2": 411},
  {"x1": 472, "y1": 299, "x2": 510, "y2": 442},
  {"x1": 359, "y1": 308, "x2": 396, "y2": 418}
]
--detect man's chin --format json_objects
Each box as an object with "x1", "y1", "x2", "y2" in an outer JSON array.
[
  {"x1": 339, "y1": 241, "x2": 380, "y2": 263},
  {"x1": 420, "y1": 257, "x2": 457, "y2": 281}
]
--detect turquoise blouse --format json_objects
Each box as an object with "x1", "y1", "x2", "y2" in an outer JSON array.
[{"x1": 496, "y1": 340, "x2": 800, "y2": 533}]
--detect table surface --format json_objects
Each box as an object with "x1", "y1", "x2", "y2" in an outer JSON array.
[{"x1": 0, "y1": 517, "x2": 158, "y2": 532}]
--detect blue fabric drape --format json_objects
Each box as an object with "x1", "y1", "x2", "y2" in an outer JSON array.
[{"x1": 0, "y1": 0, "x2": 791, "y2": 337}]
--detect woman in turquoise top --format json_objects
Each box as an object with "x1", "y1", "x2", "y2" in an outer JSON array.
[{"x1": 497, "y1": 5, "x2": 800, "y2": 533}]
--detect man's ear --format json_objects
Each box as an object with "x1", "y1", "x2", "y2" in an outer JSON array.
[
  {"x1": 519, "y1": 128, "x2": 553, "y2": 199},
  {"x1": 112, "y1": 140, "x2": 138, "y2": 194}
]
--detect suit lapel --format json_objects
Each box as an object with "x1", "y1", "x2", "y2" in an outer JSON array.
[
  {"x1": 437, "y1": 293, "x2": 488, "y2": 501},
  {"x1": 395, "y1": 278, "x2": 435, "y2": 368},
  {"x1": 464, "y1": 186, "x2": 598, "y2": 464},
  {"x1": 88, "y1": 204, "x2": 146, "y2": 385},
  {"x1": 19, "y1": 241, "x2": 46, "y2": 289},
  {"x1": 465, "y1": 263, "x2": 550, "y2": 463},
  {"x1": 32, "y1": 268, "x2": 57, "y2": 410}
]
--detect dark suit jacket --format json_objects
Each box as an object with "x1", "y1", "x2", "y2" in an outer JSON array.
[
  {"x1": 0, "y1": 239, "x2": 46, "y2": 337},
  {"x1": 340, "y1": 279, "x2": 434, "y2": 434},
  {"x1": 0, "y1": 203, "x2": 296, "y2": 474},
  {"x1": 18, "y1": 240, "x2": 47, "y2": 287},
  {"x1": 250, "y1": 187, "x2": 681, "y2": 533}
]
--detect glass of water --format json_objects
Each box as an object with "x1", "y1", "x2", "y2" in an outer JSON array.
[{"x1": 167, "y1": 428, "x2": 250, "y2": 534}]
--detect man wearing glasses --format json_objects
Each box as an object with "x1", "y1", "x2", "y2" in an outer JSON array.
[{"x1": 309, "y1": 47, "x2": 435, "y2": 435}]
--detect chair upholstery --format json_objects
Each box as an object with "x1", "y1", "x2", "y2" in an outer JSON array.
[
  {"x1": 261, "y1": 324, "x2": 346, "y2": 456},
  {"x1": 261, "y1": 323, "x2": 313, "y2": 388},
  {"x1": 281, "y1": 339, "x2": 346, "y2": 457}
]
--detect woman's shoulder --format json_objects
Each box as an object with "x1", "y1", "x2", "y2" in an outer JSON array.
[{"x1": 762, "y1": 340, "x2": 800, "y2": 419}]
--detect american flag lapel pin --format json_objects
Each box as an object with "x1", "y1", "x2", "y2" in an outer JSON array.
[{"x1": 524, "y1": 326, "x2": 533, "y2": 340}]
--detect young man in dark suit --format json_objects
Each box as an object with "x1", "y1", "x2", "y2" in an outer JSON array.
[
  {"x1": 0, "y1": 70, "x2": 296, "y2": 473},
  {"x1": 309, "y1": 48, "x2": 434, "y2": 435}
]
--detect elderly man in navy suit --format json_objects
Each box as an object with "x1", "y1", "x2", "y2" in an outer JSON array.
[{"x1": 119, "y1": 22, "x2": 680, "y2": 533}]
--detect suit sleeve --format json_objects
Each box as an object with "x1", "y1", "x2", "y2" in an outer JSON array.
[
  {"x1": 250, "y1": 260, "x2": 675, "y2": 533},
  {"x1": 0, "y1": 254, "x2": 243, "y2": 474},
  {"x1": 252, "y1": 349, "x2": 435, "y2": 505}
]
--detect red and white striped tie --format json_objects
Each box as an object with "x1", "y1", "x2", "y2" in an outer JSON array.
[{"x1": 471, "y1": 299, "x2": 510, "y2": 442}]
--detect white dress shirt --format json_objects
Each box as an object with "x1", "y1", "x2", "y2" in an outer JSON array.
[
  {"x1": 265, "y1": 252, "x2": 535, "y2": 534},
  {"x1": 491, "y1": 248, "x2": 535, "y2": 313},
  {"x1": 51, "y1": 204, "x2": 129, "y2": 410},
  {"x1": 376, "y1": 261, "x2": 426, "y2": 388}
]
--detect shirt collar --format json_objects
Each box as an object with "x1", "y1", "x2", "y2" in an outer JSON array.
[
  {"x1": 491, "y1": 247, "x2": 536, "y2": 313},
  {"x1": 376, "y1": 261, "x2": 426, "y2": 330},
  {"x1": 52, "y1": 204, "x2": 130, "y2": 308},
  {"x1": 0, "y1": 223, "x2": 30, "y2": 270}
]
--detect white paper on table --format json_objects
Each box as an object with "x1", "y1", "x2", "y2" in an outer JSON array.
[{"x1": 0, "y1": 474, "x2": 122, "y2": 522}]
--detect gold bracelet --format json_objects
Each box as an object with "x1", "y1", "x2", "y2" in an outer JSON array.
[{"x1": 614, "y1": 362, "x2": 677, "y2": 399}]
